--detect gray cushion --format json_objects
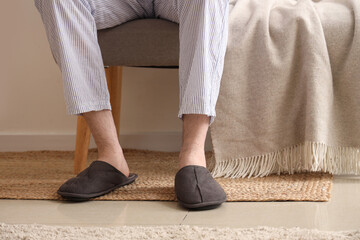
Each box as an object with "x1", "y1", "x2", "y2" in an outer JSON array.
[{"x1": 97, "y1": 18, "x2": 179, "y2": 68}]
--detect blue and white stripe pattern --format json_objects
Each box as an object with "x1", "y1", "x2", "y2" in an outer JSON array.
[{"x1": 34, "y1": 0, "x2": 230, "y2": 126}]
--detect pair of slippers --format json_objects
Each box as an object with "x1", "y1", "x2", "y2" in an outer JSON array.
[{"x1": 57, "y1": 160, "x2": 226, "y2": 210}]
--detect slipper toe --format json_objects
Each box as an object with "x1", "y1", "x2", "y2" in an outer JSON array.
[{"x1": 175, "y1": 165, "x2": 227, "y2": 210}]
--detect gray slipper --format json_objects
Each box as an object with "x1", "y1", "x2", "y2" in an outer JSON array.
[
  {"x1": 57, "y1": 160, "x2": 137, "y2": 201},
  {"x1": 174, "y1": 165, "x2": 227, "y2": 210}
]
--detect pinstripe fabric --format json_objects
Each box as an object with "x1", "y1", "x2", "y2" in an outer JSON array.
[{"x1": 34, "y1": 0, "x2": 230, "y2": 126}]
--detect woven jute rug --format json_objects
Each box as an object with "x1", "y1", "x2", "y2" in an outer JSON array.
[{"x1": 0, "y1": 148, "x2": 333, "y2": 201}]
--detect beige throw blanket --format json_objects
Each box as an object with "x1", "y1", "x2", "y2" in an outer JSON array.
[{"x1": 210, "y1": 0, "x2": 360, "y2": 178}]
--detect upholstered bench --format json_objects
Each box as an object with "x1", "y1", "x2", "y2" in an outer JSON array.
[{"x1": 74, "y1": 18, "x2": 179, "y2": 174}]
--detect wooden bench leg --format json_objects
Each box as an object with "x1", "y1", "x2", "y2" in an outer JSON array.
[{"x1": 73, "y1": 66, "x2": 123, "y2": 174}]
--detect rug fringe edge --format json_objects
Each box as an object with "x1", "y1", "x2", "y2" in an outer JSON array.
[{"x1": 210, "y1": 141, "x2": 360, "y2": 178}]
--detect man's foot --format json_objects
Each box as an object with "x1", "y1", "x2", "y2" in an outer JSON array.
[{"x1": 175, "y1": 114, "x2": 226, "y2": 210}]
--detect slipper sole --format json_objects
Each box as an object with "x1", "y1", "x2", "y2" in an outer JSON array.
[{"x1": 177, "y1": 197, "x2": 227, "y2": 210}]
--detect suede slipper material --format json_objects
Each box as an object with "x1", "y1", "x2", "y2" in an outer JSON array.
[
  {"x1": 174, "y1": 165, "x2": 227, "y2": 210},
  {"x1": 57, "y1": 160, "x2": 137, "y2": 201}
]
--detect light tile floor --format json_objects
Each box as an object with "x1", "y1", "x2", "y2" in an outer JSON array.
[{"x1": 0, "y1": 175, "x2": 359, "y2": 231}]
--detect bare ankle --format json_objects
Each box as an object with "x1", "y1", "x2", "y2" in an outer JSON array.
[
  {"x1": 179, "y1": 148, "x2": 206, "y2": 169},
  {"x1": 97, "y1": 149, "x2": 130, "y2": 177}
]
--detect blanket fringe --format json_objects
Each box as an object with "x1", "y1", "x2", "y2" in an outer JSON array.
[{"x1": 209, "y1": 141, "x2": 360, "y2": 178}]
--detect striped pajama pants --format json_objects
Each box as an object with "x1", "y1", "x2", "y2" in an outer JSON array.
[{"x1": 33, "y1": 0, "x2": 230, "y2": 126}]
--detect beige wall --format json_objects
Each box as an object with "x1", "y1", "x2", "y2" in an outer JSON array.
[{"x1": 0, "y1": 0, "x2": 183, "y2": 138}]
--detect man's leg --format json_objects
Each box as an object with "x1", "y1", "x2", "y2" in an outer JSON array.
[
  {"x1": 154, "y1": 0, "x2": 230, "y2": 168},
  {"x1": 33, "y1": 0, "x2": 154, "y2": 176},
  {"x1": 34, "y1": 0, "x2": 154, "y2": 199},
  {"x1": 154, "y1": 0, "x2": 230, "y2": 209}
]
